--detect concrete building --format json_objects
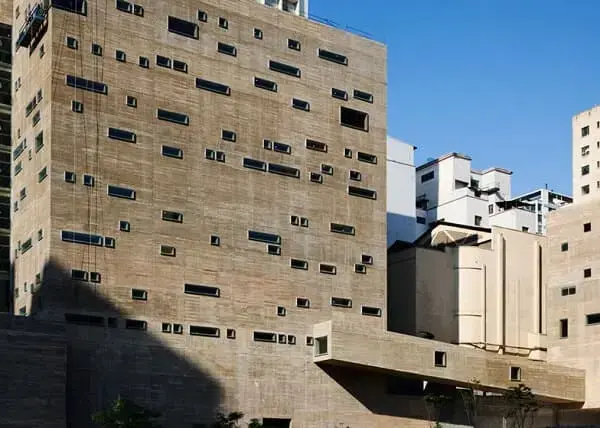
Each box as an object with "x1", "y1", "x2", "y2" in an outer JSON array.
[
  {"x1": 256, "y1": 0, "x2": 308, "y2": 17},
  {"x1": 386, "y1": 136, "x2": 416, "y2": 245},
  {"x1": 572, "y1": 105, "x2": 600, "y2": 202},
  {"x1": 4, "y1": 0, "x2": 587, "y2": 426},
  {"x1": 0, "y1": 1, "x2": 11, "y2": 312}
]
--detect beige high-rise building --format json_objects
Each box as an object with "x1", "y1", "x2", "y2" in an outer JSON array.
[{"x1": 572, "y1": 106, "x2": 600, "y2": 202}]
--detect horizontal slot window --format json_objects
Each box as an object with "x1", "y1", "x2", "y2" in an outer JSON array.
[
  {"x1": 290, "y1": 258, "x2": 308, "y2": 270},
  {"x1": 269, "y1": 60, "x2": 301, "y2": 78},
  {"x1": 190, "y1": 325, "x2": 220, "y2": 337},
  {"x1": 107, "y1": 127, "x2": 136, "y2": 143},
  {"x1": 184, "y1": 283, "x2": 220, "y2": 297},
  {"x1": 248, "y1": 231, "x2": 281, "y2": 245},
  {"x1": 296, "y1": 298, "x2": 310, "y2": 308},
  {"x1": 66, "y1": 75, "x2": 107, "y2": 94},
  {"x1": 268, "y1": 163, "x2": 300, "y2": 178},
  {"x1": 357, "y1": 152, "x2": 377, "y2": 164},
  {"x1": 254, "y1": 77, "x2": 278, "y2": 92},
  {"x1": 217, "y1": 42, "x2": 237, "y2": 57},
  {"x1": 331, "y1": 297, "x2": 352, "y2": 308},
  {"x1": 116, "y1": 0, "x2": 131, "y2": 12},
  {"x1": 273, "y1": 142, "x2": 291, "y2": 154},
  {"x1": 173, "y1": 59, "x2": 188, "y2": 73},
  {"x1": 161, "y1": 210, "x2": 183, "y2": 223},
  {"x1": 131, "y1": 289, "x2": 147, "y2": 301},
  {"x1": 157, "y1": 108, "x2": 189, "y2": 126},
  {"x1": 161, "y1": 145, "x2": 183, "y2": 159},
  {"x1": 156, "y1": 55, "x2": 172, "y2": 68},
  {"x1": 65, "y1": 313, "x2": 104, "y2": 326},
  {"x1": 332, "y1": 88, "x2": 348, "y2": 100},
  {"x1": 587, "y1": 313, "x2": 600, "y2": 325},
  {"x1": 61, "y1": 230, "x2": 103, "y2": 246},
  {"x1": 196, "y1": 78, "x2": 231, "y2": 96},
  {"x1": 107, "y1": 185, "x2": 136, "y2": 200},
  {"x1": 253, "y1": 331, "x2": 276, "y2": 342},
  {"x1": 320, "y1": 264, "x2": 337, "y2": 275},
  {"x1": 306, "y1": 139, "x2": 327, "y2": 152},
  {"x1": 330, "y1": 223, "x2": 355, "y2": 235},
  {"x1": 292, "y1": 98, "x2": 310, "y2": 111},
  {"x1": 362, "y1": 306, "x2": 381, "y2": 317},
  {"x1": 318, "y1": 48, "x2": 348, "y2": 65},
  {"x1": 353, "y1": 89, "x2": 373, "y2": 103},
  {"x1": 243, "y1": 157, "x2": 266, "y2": 171},
  {"x1": 160, "y1": 245, "x2": 176, "y2": 257},
  {"x1": 168, "y1": 16, "x2": 199, "y2": 39},
  {"x1": 53, "y1": 0, "x2": 87, "y2": 15},
  {"x1": 348, "y1": 186, "x2": 377, "y2": 200},
  {"x1": 341, "y1": 106, "x2": 369, "y2": 132},
  {"x1": 222, "y1": 129, "x2": 236, "y2": 142},
  {"x1": 362, "y1": 254, "x2": 373, "y2": 265},
  {"x1": 125, "y1": 319, "x2": 147, "y2": 330}
]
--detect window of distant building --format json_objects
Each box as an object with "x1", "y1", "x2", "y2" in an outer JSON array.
[{"x1": 582, "y1": 126, "x2": 590, "y2": 137}]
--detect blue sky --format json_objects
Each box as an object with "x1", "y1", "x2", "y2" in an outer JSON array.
[{"x1": 310, "y1": 0, "x2": 600, "y2": 196}]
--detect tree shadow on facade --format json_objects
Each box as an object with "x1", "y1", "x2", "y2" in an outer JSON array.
[{"x1": 26, "y1": 258, "x2": 223, "y2": 427}]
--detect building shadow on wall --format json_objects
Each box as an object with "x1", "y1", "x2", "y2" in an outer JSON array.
[{"x1": 26, "y1": 258, "x2": 223, "y2": 428}]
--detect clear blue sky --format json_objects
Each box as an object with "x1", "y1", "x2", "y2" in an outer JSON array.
[{"x1": 310, "y1": 0, "x2": 600, "y2": 196}]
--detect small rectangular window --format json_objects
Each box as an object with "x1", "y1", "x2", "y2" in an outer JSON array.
[
  {"x1": 582, "y1": 126, "x2": 590, "y2": 137},
  {"x1": 306, "y1": 336, "x2": 314, "y2": 346},
  {"x1": 510, "y1": 366, "x2": 521, "y2": 381},
  {"x1": 349, "y1": 186, "x2": 377, "y2": 200},
  {"x1": 162, "y1": 210, "x2": 183, "y2": 223},
  {"x1": 197, "y1": 9, "x2": 207, "y2": 21},
  {"x1": 119, "y1": 220, "x2": 130, "y2": 232},
  {"x1": 582, "y1": 185, "x2": 590, "y2": 195},
  {"x1": 300, "y1": 217, "x2": 309, "y2": 227},
  {"x1": 107, "y1": 185, "x2": 136, "y2": 200},
  {"x1": 15, "y1": 161, "x2": 22, "y2": 176},
  {"x1": 320, "y1": 264, "x2": 336, "y2": 275},
  {"x1": 560, "y1": 319, "x2": 568, "y2": 338},
  {"x1": 362, "y1": 254, "x2": 373, "y2": 265},
  {"x1": 83, "y1": 174, "x2": 94, "y2": 187},
  {"x1": 306, "y1": 139, "x2": 327, "y2": 152},
  {"x1": 353, "y1": 89, "x2": 373, "y2": 103},
  {"x1": 71, "y1": 269, "x2": 88, "y2": 281},
  {"x1": 20, "y1": 187, "x2": 27, "y2": 200},
  {"x1": 321, "y1": 164, "x2": 333, "y2": 175},
  {"x1": 318, "y1": 48, "x2": 348, "y2": 65},
  {"x1": 71, "y1": 100, "x2": 83, "y2": 113},
  {"x1": 189, "y1": 325, "x2": 220, "y2": 337},
  {"x1": 362, "y1": 306, "x2": 382, "y2": 317},
  {"x1": 584, "y1": 268, "x2": 592, "y2": 278},
  {"x1": 115, "y1": 49, "x2": 126, "y2": 62},
  {"x1": 138, "y1": 56, "x2": 149, "y2": 68},
  {"x1": 254, "y1": 28, "x2": 263, "y2": 39},
  {"x1": 185, "y1": 283, "x2": 220, "y2": 297},
  {"x1": 217, "y1": 42, "x2": 237, "y2": 57},
  {"x1": 277, "y1": 306, "x2": 286, "y2": 316},
  {"x1": 584, "y1": 222, "x2": 592, "y2": 232},
  {"x1": 582, "y1": 165, "x2": 590, "y2": 176},
  {"x1": 269, "y1": 60, "x2": 301, "y2": 78},
  {"x1": 587, "y1": 313, "x2": 600, "y2": 325},
  {"x1": 310, "y1": 172, "x2": 323, "y2": 184},
  {"x1": 227, "y1": 329, "x2": 236, "y2": 339},
  {"x1": 196, "y1": 78, "x2": 231, "y2": 96},
  {"x1": 288, "y1": 39, "x2": 301, "y2": 51},
  {"x1": 64, "y1": 171, "x2": 76, "y2": 183},
  {"x1": 561, "y1": 242, "x2": 568, "y2": 252},
  {"x1": 125, "y1": 319, "x2": 147, "y2": 331},
  {"x1": 90, "y1": 272, "x2": 101, "y2": 283},
  {"x1": 32, "y1": 111, "x2": 41, "y2": 126},
  {"x1": 267, "y1": 245, "x2": 281, "y2": 256},
  {"x1": 315, "y1": 336, "x2": 328, "y2": 355},
  {"x1": 344, "y1": 148, "x2": 353, "y2": 158},
  {"x1": 172, "y1": 323, "x2": 182, "y2": 334},
  {"x1": 254, "y1": 77, "x2": 278, "y2": 92},
  {"x1": 290, "y1": 215, "x2": 300, "y2": 226},
  {"x1": 168, "y1": 16, "x2": 199, "y2": 39},
  {"x1": 161, "y1": 145, "x2": 183, "y2": 159},
  {"x1": 331, "y1": 297, "x2": 351, "y2": 308},
  {"x1": 173, "y1": 60, "x2": 188, "y2": 73},
  {"x1": 116, "y1": 0, "x2": 132, "y2": 13},
  {"x1": 133, "y1": 4, "x2": 143, "y2": 16},
  {"x1": 268, "y1": 163, "x2": 300, "y2": 178},
  {"x1": 278, "y1": 334, "x2": 287, "y2": 344},
  {"x1": 287, "y1": 335, "x2": 296, "y2": 345},
  {"x1": 243, "y1": 158, "x2": 266, "y2": 172},
  {"x1": 341, "y1": 107, "x2": 369, "y2": 131},
  {"x1": 357, "y1": 152, "x2": 377, "y2": 164},
  {"x1": 157, "y1": 108, "x2": 189, "y2": 125},
  {"x1": 104, "y1": 237, "x2": 116, "y2": 248},
  {"x1": 66, "y1": 36, "x2": 78, "y2": 49},
  {"x1": 108, "y1": 127, "x2": 136, "y2": 143},
  {"x1": 290, "y1": 258, "x2": 308, "y2": 270},
  {"x1": 254, "y1": 331, "x2": 276, "y2": 343},
  {"x1": 21, "y1": 238, "x2": 32, "y2": 254},
  {"x1": 38, "y1": 167, "x2": 48, "y2": 182},
  {"x1": 222, "y1": 130, "x2": 236, "y2": 142},
  {"x1": 108, "y1": 317, "x2": 118, "y2": 328},
  {"x1": 156, "y1": 54, "x2": 172, "y2": 68},
  {"x1": 216, "y1": 151, "x2": 226, "y2": 162},
  {"x1": 296, "y1": 298, "x2": 310, "y2": 308},
  {"x1": 131, "y1": 289, "x2": 147, "y2": 301},
  {"x1": 354, "y1": 264, "x2": 367, "y2": 274},
  {"x1": 91, "y1": 43, "x2": 103, "y2": 56},
  {"x1": 160, "y1": 245, "x2": 176, "y2": 257},
  {"x1": 162, "y1": 323, "x2": 172, "y2": 333},
  {"x1": 292, "y1": 98, "x2": 310, "y2": 111},
  {"x1": 219, "y1": 17, "x2": 228, "y2": 29},
  {"x1": 434, "y1": 351, "x2": 447, "y2": 367},
  {"x1": 332, "y1": 88, "x2": 348, "y2": 100},
  {"x1": 205, "y1": 149, "x2": 216, "y2": 160},
  {"x1": 248, "y1": 230, "x2": 281, "y2": 245},
  {"x1": 210, "y1": 235, "x2": 220, "y2": 246},
  {"x1": 273, "y1": 142, "x2": 291, "y2": 154},
  {"x1": 349, "y1": 170, "x2": 361, "y2": 181},
  {"x1": 330, "y1": 223, "x2": 355, "y2": 235},
  {"x1": 126, "y1": 95, "x2": 137, "y2": 107}
]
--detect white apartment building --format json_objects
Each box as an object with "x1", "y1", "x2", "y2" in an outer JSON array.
[
  {"x1": 386, "y1": 136, "x2": 416, "y2": 245},
  {"x1": 256, "y1": 0, "x2": 308, "y2": 16},
  {"x1": 415, "y1": 153, "x2": 571, "y2": 236}
]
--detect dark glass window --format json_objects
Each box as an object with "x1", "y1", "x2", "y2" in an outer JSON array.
[{"x1": 168, "y1": 16, "x2": 199, "y2": 39}]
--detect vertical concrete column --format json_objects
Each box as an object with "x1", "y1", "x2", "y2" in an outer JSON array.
[
  {"x1": 497, "y1": 234, "x2": 505, "y2": 353},
  {"x1": 481, "y1": 264, "x2": 487, "y2": 348}
]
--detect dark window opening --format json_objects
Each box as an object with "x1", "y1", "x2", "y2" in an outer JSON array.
[
  {"x1": 243, "y1": 158, "x2": 266, "y2": 171},
  {"x1": 296, "y1": 298, "x2": 309, "y2": 308},
  {"x1": 190, "y1": 325, "x2": 220, "y2": 337},
  {"x1": 269, "y1": 60, "x2": 301, "y2": 78},
  {"x1": 318, "y1": 48, "x2": 348, "y2": 65},
  {"x1": 217, "y1": 42, "x2": 237, "y2": 57},
  {"x1": 125, "y1": 319, "x2": 147, "y2": 330},
  {"x1": 173, "y1": 60, "x2": 188, "y2": 73},
  {"x1": 353, "y1": 89, "x2": 373, "y2": 103},
  {"x1": 290, "y1": 259, "x2": 308, "y2": 270},
  {"x1": 288, "y1": 39, "x2": 301, "y2": 51},
  {"x1": 107, "y1": 127, "x2": 136, "y2": 143},
  {"x1": 168, "y1": 16, "x2": 199, "y2": 39},
  {"x1": 348, "y1": 186, "x2": 377, "y2": 200},
  {"x1": 161, "y1": 145, "x2": 183, "y2": 159},
  {"x1": 341, "y1": 106, "x2": 369, "y2": 131},
  {"x1": 132, "y1": 289, "x2": 147, "y2": 301},
  {"x1": 331, "y1": 297, "x2": 351, "y2": 308},
  {"x1": 332, "y1": 88, "x2": 348, "y2": 100},
  {"x1": 248, "y1": 231, "x2": 281, "y2": 245},
  {"x1": 253, "y1": 331, "x2": 276, "y2": 342},
  {"x1": 330, "y1": 223, "x2": 355, "y2": 235},
  {"x1": 185, "y1": 283, "x2": 220, "y2": 297},
  {"x1": 156, "y1": 55, "x2": 172, "y2": 68},
  {"x1": 66, "y1": 75, "x2": 107, "y2": 94},
  {"x1": 306, "y1": 139, "x2": 327, "y2": 152},
  {"x1": 584, "y1": 222, "x2": 592, "y2": 232},
  {"x1": 434, "y1": 351, "x2": 447, "y2": 367},
  {"x1": 162, "y1": 210, "x2": 183, "y2": 223},
  {"x1": 584, "y1": 268, "x2": 592, "y2": 278},
  {"x1": 560, "y1": 319, "x2": 568, "y2": 338},
  {"x1": 107, "y1": 185, "x2": 136, "y2": 200},
  {"x1": 292, "y1": 98, "x2": 310, "y2": 111},
  {"x1": 196, "y1": 78, "x2": 231, "y2": 96},
  {"x1": 268, "y1": 163, "x2": 300, "y2": 178},
  {"x1": 197, "y1": 10, "x2": 207, "y2": 21},
  {"x1": 222, "y1": 130, "x2": 236, "y2": 142},
  {"x1": 157, "y1": 108, "x2": 189, "y2": 125}
]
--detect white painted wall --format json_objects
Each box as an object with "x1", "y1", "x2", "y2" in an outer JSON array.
[
  {"x1": 387, "y1": 137, "x2": 416, "y2": 245},
  {"x1": 490, "y1": 209, "x2": 537, "y2": 233}
]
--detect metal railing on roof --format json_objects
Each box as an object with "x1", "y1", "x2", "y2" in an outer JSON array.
[{"x1": 308, "y1": 13, "x2": 376, "y2": 41}]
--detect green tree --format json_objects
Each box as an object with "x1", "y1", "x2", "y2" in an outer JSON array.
[
  {"x1": 502, "y1": 383, "x2": 540, "y2": 428},
  {"x1": 91, "y1": 397, "x2": 162, "y2": 428}
]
